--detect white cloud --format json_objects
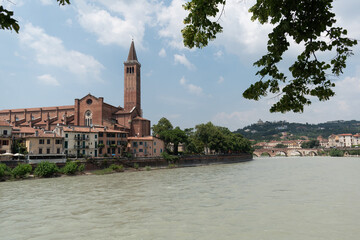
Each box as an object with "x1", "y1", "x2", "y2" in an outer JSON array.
[
  {"x1": 218, "y1": 76, "x2": 224, "y2": 84},
  {"x1": 180, "y1": 77, "x2": 203, "y2": 95},
  {"x1": 174, "y1": 54, "x2": 195, "y2": 70},
  {"x1": 66, "y1": 18, "x2": 73, "y2": 26},
  {"x1": 159, "y1": 48, "x2": 167, "y2": 57},
  {"x1": 39, "y1": 0, "x2": 53, "y2": 5},
  {"x1": 75, "y1": 0, "x2": 159, "y2": 49},
  {"x1": 37, "y1": 74, "x2": 60, "y2": 86},
  {"x1": 19, "y1": 23, "x2": 104, "y2": 81},
  {"x1": 157, "y1": 0, "x2": 187, "y2": 49},
  {"x1": 214, "y1": 50, "x2": 223, "y2": 58}
]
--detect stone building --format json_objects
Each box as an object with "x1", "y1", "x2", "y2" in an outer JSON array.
[
  {"x1": 128, "y1": 136, "x2": 165, "y2": 157},
  {"x1": 25, "y1": 129, "x2": 63, "y2": 155},
  {"x1": 0, "y1": 120, "x2": 12, "y2": 154}
]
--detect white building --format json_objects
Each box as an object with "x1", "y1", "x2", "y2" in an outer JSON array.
[{"x1": 55, "y1": 126, "x2": 99, "y2": 157}]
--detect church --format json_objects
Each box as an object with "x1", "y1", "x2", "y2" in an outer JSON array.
[
  {"x1": 0, "y1": 41, "x2": 164, "y2": 158},
  {"x1": 0, "y1": 41, "x2": 150, "y2": 137}
]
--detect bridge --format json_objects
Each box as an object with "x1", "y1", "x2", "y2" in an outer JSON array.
[{"x1": 253, "y1": 148, "x2": 319, "y2": 157}]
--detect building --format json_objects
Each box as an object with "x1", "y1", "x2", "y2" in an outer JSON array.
[
  {"x1": 0, "y1": 120, "x2": 12, "y2": 154},
  {"x1": 25, "y1": 129, "x2": 63, "y2": 155},
  {"x1": 328, "y1": 133, "x2": 360, "y2": 148},
  {"x1": 128, "y1": 136, "x2": 165, "y2": 157},
  {"x1": 54, "y1": 126, "x2": 98, "y2": 157},
  {"x1": 95, "y1": 127, "x2": 128, "y2": 157},
  {"x1": 0, "y1": 41, "x2": 150, "y2": 138}
]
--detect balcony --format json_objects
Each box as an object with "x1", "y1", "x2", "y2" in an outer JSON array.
[{"x1": 74, "y1": 135, "x2": 90, "y2": 141}]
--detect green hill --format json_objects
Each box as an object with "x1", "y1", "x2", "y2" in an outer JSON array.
[{"x1": 234, "y1": 120, "x2": 360, "y2": 141}]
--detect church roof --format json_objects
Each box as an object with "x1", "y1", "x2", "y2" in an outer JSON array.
[{"x1": 127, "y1": 40, "x2": 138, "y2": 62}]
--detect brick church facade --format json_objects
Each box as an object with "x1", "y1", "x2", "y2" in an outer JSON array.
[{"x1": 0, "y1": 41, "x2": 150, "y2": 138}]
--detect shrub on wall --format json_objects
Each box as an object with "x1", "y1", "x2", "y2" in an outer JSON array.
[
  {"x1": 34, "y1": 161, "x2": 59, "y2": 178},
  {"x1": 329, "y1": 149, "x2": 344, "y2": 157},
  {"x1": 62, "y1": 161, "x2": 80, "y2": 175},
  {"x1": 109, "y1": 164, "x2": 124, "y2": 172},
  {"x1": 0, "y1": 163, "x2": 12, "y2": 180},
  {"x1": 12, "y1": 164, "x2": 32, "y2": 178}
]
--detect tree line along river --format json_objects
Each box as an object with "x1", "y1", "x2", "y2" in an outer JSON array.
[{"x1": 1, "y1": 156, "x2": 359, "y2": 240}]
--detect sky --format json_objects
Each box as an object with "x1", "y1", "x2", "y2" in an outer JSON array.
[{"x1": 1, "y1": 0, "x2": 360, "y2": 131}]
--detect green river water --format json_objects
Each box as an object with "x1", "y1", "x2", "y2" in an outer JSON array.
[{"x1": 1, "y1": 156, "x2": 359, "y2": 240}]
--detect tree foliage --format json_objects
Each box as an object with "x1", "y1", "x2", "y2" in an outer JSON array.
[
  {"x1": 0, "y1": 0, "x2": 70, "y2": 33},
  {"x1": 182, "y1": 0, "x2": 357, "y2": 113},
  {"x1": 301, "y1": 140, "x2": 320, "y2": 148}
]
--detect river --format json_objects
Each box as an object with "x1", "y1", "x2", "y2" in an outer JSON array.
[{"x1": 1, "y1": 156, "x2": 359, "y2": 240}]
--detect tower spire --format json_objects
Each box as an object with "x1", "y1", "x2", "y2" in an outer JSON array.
[{"x1": 127, "y1": 40, "x2": 138, "y2": 62}]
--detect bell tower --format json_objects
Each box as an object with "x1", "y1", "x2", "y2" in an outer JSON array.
[{"x1": 124, "y1": 40, "x2": 141, "y2": 114}]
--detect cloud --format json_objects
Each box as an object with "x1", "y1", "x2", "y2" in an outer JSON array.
[
  {"x1": 37, "y1": 74, "x2": 60, "y2": 86},
  {"x1": 180, "y1": 77, "x2": 203, "y2": 95},
  {"x1": 75, "y1": 0, "x2": 158, "y2": 49},
  {"x1": 158, "y1": 48, "x2": 167, "y2": 57},
  {"x1": 39, "y1": 0, "x2": 53, "y2": 5},
  {"x1": 214, "y1": 50, "x2": 223, "y2": 58},
  {"x1": 218, "y1": 76, "x2": 224, "y2": 84},
  {"x1": 19, "y1": 23, "x2": 104, "y2": 81},
  {"x1": 157, "y1": 0, "x2": 187, "y2": 49},
  {"x1": 174, "y1": 54, "x2": 195, "y2": 70}
]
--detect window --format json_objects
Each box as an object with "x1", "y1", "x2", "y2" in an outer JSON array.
[
  {"x1": 99, "y1": 140, "x2": 103, "y2": 144},
  {"x1": 56, "y1": 139, "x2": 61, "y2": 144},
  {"x1": 2, "y1": 140, "x2": 8, "y2": 145},
  {"x1": 154, "y1": 142, "x2": 156, "y2": 146},
  {"x1": 144, "y1": 142, "x2": 147, "y2": 147},
  {"x1": 112, "y1": 148, "x2": 115, "y2": 154},
  {"x1": 39, "y1": 148, "x2": 43, "y2": 154},
  {"x1": 3, "y1": 130, "x2": 7, "y2": 135},
  {"x1": 85, "y1": 110, "x2": 92, "y2": 126},
  {"x1": 95, "y1": 135, "x2": 97, "y2": 139},
  {"x1": 47, "y1": 139, "x2": 51, "y2": 144},
  {"x1": 154, "y1": 149, "x2": 156, "y2": 153},
  {"x1": 82, "y1": 150, "x2": 85, "y2": 155},
  {"x1": 140, "y1": 142, "x2": 143, "y2": 145},
  {"x1": 118, "y1": 148, "x2": 121, "y2": 154},
  {"x1": 117, "y1": 141, "x2": 121, "y2": 145},
  {"x1": 99, "y1": 132, "x2": 103, "y2": 137},
  {"x1": 160, "y1": 149, "x2": 163, "y2": 153},
  {"x1": 95, "y1": 142, "x2": 97, "y2": 148},
  {"x1": 64, "y1": 141, "x2": 68, "y2": 149},
  {"x1": 107, "y1": 148, "x2": 110, "y2": 154},
  {"x1": 99, "y1": 148, "x2": 102, "y2": 154},
  {"x1": 65, "y1": 133, "x2": 68, "y2": 138},
  {"x1": 39, "y1": 139, "x2": 44, "y2": 144},
  {"x1": 139, "y1": 149, "x2": 143, "y2": 152},
  {"x1": 133, "y1": 142, "x2": 137, "y2": 147},
  {"x1": 134, "y1": 149, "x2": 136, "y2": 153},
  {"x1": 47, "y1": 148, "x2": 50, "y2": 154},
  {"x1": 57, "y1": 148, "x2": 60, "y2": 154}
]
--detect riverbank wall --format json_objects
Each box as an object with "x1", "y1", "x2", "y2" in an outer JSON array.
[{"x1": 2, "y1": 153, "x2": 253, "y2": 170}]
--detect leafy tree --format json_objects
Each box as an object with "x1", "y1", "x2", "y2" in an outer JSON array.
[
  {"x1": 301, "y1": 140, "x2": 320, "y2": 148},
  {"x1": 0, "y1": 0, "x2": 70, "y2": 33},
  {"x1": 275, "y1": 143, "x2": 287, "y2": 148},
  {"x1": 152, "y1": 118, "x2": 188, "y2": 154},
  {"x1": 34, "y1": 161, "x2": 59, "y2": 178},
  {"x1": 11, "y1": 140, "x2": 28, "y2": 154},
  {"x1": 329, "y1": 148, "x2": 344, "y2": 157},
  {"x1": 152, "y1": 117, "x2": 173, "y2": 149},
  {"x1": 0, "y1": 163, "x2": 12, "y2": 180},
  {"x1": 12, "y1": 164, "x2": 32, "y2": 178},
  {"x1": 182, "y1": 0, "x2": 357, "y2": 113}
]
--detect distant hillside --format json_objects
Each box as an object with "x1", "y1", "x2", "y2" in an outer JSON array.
[{"x1": 234, "y1": 120, "x2": 360, "y2": 141}]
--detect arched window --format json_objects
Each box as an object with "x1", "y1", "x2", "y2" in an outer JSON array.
[{"x1": 85, "y1": 110, "x2": 92, "y2": 126}]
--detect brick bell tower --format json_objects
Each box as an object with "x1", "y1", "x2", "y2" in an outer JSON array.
[{"x1": 124, "y1": 40, "x2": 141, "y2": 115}]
